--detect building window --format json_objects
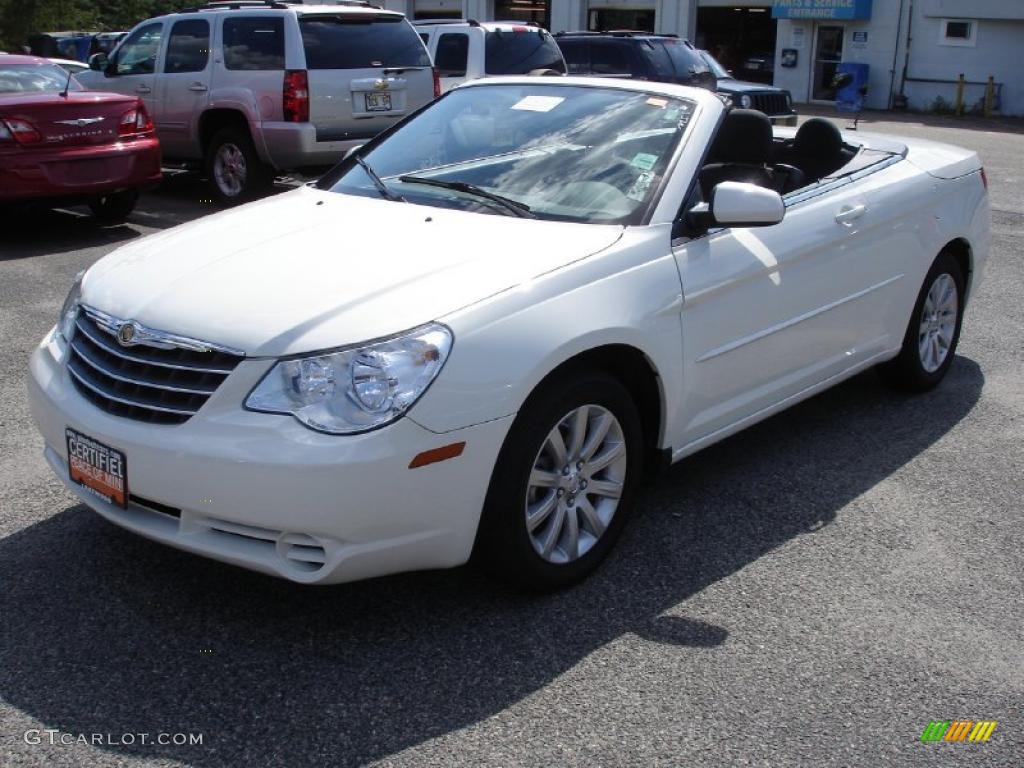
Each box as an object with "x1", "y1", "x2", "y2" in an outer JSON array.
[{"x1": 940, "y1": 19, "x2": 976, "y2": 47}]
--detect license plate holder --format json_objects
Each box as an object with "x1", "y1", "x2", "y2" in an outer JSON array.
[
  {"x1": 365, "y1": 92, "x2": 392, "y2": 112},
  {"x1": 66, "y1": 427, "x2": 128, "y2": 508}
]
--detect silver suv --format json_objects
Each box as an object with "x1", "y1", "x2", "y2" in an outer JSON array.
[{"x1": 78, "y1": 1, "x2": 437, "y2": 203}]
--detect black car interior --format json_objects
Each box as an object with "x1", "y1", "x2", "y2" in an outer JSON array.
[{"x1": 698, "y1": 111, "x2": 857, "y2": 201}]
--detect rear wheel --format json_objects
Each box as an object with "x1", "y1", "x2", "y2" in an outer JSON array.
[
  {"x1": 878, "y1": 250, "x2": 966, "y2": 391},
  {"x1": 206, "y1": 127, "x2": 272, "y2": 205},
  {"x1": 474, "y1": 372, "x2": 644, "y2": 591},
  {"x1": 88, "y1": 189, "x2": 139, "y2": 223}
]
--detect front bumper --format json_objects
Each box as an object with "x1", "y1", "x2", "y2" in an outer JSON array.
[
  {"x1": 0, "y1": 137, "x2": 161, "y2": 202},
  {"x1": 28, "y1": 329, "x2": 513, "y2": 584}
]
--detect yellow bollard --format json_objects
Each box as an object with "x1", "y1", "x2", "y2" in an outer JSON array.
[
  {"x1": 984, "y1": 76, "x2": 994, "y2": 117},
  {"x1": 955, "y1": 74, "x2": 965, "y2": 115}
]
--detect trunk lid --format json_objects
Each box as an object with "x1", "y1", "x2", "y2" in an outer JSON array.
[
  {"x1": 0, "y1": 91, "x2": 137, "y2": 149},
  {"x1": 298, "y1": 13, "x2": 434, "y2": 142}
]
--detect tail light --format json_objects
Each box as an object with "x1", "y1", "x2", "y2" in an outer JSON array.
[
  {"x1": 980, "y1": 167, "x2": 988, "y2": 190},
  {"x1": 118, "y1": 103, "x2": 153, "y2": 137},
  {"x1": 283, "y1": 69, "x2": 309, "y2": 122},
  {"x1": 432, "y1": 67, "x2": 441, "y2": 99},
  {"x1": 1, "y1": 118, "x2": 42, "y2": 145}
]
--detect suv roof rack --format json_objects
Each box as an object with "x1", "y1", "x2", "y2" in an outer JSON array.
[
  {"x1": 412, "y1": 18, "x2": 481, "y2": 27},
  {"x1": 555, "y1": 29, "x2": 680, "y2": 39},
  {"x1": 179, "y1": 0, "x2": 378, "y2": 12}
]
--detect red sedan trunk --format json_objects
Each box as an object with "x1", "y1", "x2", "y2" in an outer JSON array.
[{"x1": 0, "y1": 55, "x2": 161, "y2": 209}]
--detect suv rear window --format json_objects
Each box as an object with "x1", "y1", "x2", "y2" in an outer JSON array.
[
  {"x1": 300, "y1": 16, "x2": 430, "y2": 69},
  {"x1": 485, "y1": 30, "x2": 566, "y2": 75},
  {"x1": 223, "y1": 17, "x2": 284, "y2": 70},
  {"x1": 659, "y1": 39, "x2": 711, "y2": 79}
]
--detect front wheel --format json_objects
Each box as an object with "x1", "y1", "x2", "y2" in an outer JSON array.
[
  {"x1": 878, "y1": 250, "x2": 966, "y2": 391},
  {"x1": 474, "y1": 372, "x2": 644, "y2": 591}
]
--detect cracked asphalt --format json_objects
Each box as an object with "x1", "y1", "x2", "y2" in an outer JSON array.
[{"x1": 1, "y1": 111, "x2": 1021, "y2": 767}]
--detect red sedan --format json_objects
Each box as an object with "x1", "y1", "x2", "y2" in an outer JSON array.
[{"x1": 0, "y1": 55, "x2": 161, "y2": 222}]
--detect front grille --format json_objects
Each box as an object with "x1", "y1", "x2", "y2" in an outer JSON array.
[
  {"x1": 67, "y1": 310, "x2": 244, "y2": 425},
  {"x1": 751, "y1": 92, "x2": 790, "y2": 116}
]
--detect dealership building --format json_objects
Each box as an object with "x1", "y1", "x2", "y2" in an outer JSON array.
[{"x1": 380, "y1": 0, "x2": 1023, "y2": 115}]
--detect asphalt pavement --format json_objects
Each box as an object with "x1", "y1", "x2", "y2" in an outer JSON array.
[{"x1": 1, "y1": 112, "x2": 1021, "y2": 767}]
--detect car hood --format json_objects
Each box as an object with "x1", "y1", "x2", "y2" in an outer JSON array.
[
  {"x1": 82, "y1": 186, "x2": 624, "y2": 356},
  {"x1": 714, "y1": 78, "x2": 779, "y2": 94}
]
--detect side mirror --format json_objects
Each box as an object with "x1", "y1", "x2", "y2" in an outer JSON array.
[
  {"x1": 688, "y1": 181, "x2": 784, "y2": 232},
  {"x1": 88, "y1": 52, "x2": 108, "y2": 72}
]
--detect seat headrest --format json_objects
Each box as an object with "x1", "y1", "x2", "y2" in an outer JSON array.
[
  {"x1": 793, "y1": 117, "x2": 843, "y2": 156},
  {"x1": 707, "y1": 109, "x2": 773, "y2": 165}
]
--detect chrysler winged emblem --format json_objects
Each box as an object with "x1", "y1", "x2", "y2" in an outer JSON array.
[
  {"x1": 117, "y1": 322, "x2": 137, "y2": 347},
  {"x1": 55, "y1": 117, "x2": 105, "y2": 127}
]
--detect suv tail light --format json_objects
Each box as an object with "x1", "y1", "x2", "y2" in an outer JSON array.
[
  {"x1": 432, "y1": 66, "x2": 441, "y2": 99},
  {"x1": 118, "y1": 103, "x2": 153, "y2": 137},
  {"x1": 283, "y1": 69, "x2": 309, "y2": 122},
  {"x1": 1, "y1": 118, "x2": 42, "y2": 145}
]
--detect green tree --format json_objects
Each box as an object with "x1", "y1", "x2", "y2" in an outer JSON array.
[{"x1": 0, "y1": 0, "x2": 181, "y2": 51}]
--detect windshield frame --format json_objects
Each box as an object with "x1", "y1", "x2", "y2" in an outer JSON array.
[{"x1": 316, "y1": 82, "x2": 697, "y2": 227}]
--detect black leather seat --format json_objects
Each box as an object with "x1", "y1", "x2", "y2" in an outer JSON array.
[
  {"x1": 699, "y1": 109, "x2": 775, "y2": 199},
  {"x1": 787, "y1": 118, "x2": 846, "y2": 182}
]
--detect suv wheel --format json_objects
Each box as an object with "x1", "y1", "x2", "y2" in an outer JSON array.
[{"x1": 206, "y1": 127, "x2": 272, "y2": 205}]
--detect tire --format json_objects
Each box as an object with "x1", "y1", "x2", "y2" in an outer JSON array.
[
  {"x1": 878, "y1": 250, "x2": 966, "y2": 392},
  {"x1": 205, "y1": 126, "x2": 272, "y2": 206},
  {"x1": 88, "y1": 189, "x2": 139, "y2": 223},
  {"x1": 474, "y1": 371, "x2": 644, "y2": 591}
]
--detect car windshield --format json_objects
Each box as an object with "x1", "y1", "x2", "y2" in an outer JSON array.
[
  {"x1": 0, "y1": 61, "x2": 80, "y2": 94},
  {"x1": 698, "y1": 50, "x2": 730, "y2": 79},
  {"x1": 320, "y1": 84, "x2": 696, "y2": 225},
  {"x1": 485, "y1": 29, "x2": 566, "y2": 75}
]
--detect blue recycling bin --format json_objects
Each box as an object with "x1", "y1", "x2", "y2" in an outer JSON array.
[{"x1": 836, "y1": 62, "x2": 869, "y2": 113}]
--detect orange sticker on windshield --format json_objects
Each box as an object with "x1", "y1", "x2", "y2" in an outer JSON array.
[{"x1": 646, "y1": 97, "x2": 668, "y2": 108}]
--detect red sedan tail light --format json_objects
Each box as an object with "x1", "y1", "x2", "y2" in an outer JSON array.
[
  {"x1": 1, "y1": 118, "x2": 42, "y2": 145},
  {"x1": 119, "y1": 103, "x2": 154, "y2": 138}
]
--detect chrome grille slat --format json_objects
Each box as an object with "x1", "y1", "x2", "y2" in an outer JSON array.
[
  {"x1": 67, "y1": 310, "x2": 244, "y2": 425},
  {"x1": 68, "y1": 360, "x2": 197, "y2": 416},
  {"x1": 70, "y1": 335, "x2": 218, "y2": 395},
  {"x1": 74, "y1": 314, "x2": 237, "y2": 374}
]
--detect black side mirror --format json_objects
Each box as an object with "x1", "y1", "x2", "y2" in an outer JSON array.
[{"x1": 88, "y1": 52, "x2": 108, "y2": 73}]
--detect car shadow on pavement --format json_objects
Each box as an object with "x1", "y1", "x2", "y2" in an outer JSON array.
[
  {"x1": 0, "y1": 206, "x2": 143, "y2": 261},
  {"x1": 0, "y1": 359, "x2": 984, "y2": 767}
]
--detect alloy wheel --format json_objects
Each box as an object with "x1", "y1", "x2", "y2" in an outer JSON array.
[
  {"x1": 525, "y1": 404, "x2": 628, "y2": 564},
  {"x1": 918, "y1": 273, "x2": 958, "y2": 373},
  {"x1": 213, "y1": 142, "x2": 247, "y2": 198}
]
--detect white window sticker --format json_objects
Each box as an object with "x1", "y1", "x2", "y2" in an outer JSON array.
[
  {"x1": 631, "y1": 153, "x2": 658, "y2": 171},
  {"x1": 511, "y1": 95, "x2": 565, "y2": 112}
]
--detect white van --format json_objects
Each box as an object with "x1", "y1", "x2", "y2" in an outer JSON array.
[{"x1": 414, "y1": 20, "x2": 566, "y2": 93}]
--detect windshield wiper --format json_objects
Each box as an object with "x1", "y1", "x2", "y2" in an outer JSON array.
[
  {"x1": 354, "y1": 154, "x2": 405, "y2": 203},
  {"x1": 397, "y1": 175, "x2": 535, "y2": 218}
]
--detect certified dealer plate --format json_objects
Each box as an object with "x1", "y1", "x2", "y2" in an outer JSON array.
[{"x1": 66, "y1": 427, "x2": 128, "y2": 508}]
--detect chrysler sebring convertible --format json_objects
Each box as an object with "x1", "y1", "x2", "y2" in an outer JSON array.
[{"x1": 28, "y1": 78, "x2": 990, "y2": 590}]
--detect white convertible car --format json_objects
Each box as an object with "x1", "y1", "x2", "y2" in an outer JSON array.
[{"x1": 29, "y1": 78, "x2": 990, "y2": 590}]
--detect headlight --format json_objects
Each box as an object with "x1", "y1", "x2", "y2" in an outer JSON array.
[
  {"x1": 737, "y1": 94, "x2": 753, "y2": 109},
  {"x1": 245, "y1": 323, "x2": 453, "y2": 434},
  {"x1": 57, "y1": 270, "x2": 84, "y2": 343}
]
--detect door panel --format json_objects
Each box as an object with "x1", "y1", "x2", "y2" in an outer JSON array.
[
  {"x1": 102, "y1": 22, "x2": 165, "y2": 115},
  {"x1": 156, "y1": 17, "x2": 212, "y2": 158},
  {"x1": 670, "y1": 171, "x2": 910, "y2": 448}
]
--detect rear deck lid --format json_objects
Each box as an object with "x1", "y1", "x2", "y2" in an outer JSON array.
[
  {"x1": 0, "y1": 91, "x2": 138, "y2": 148},
  {"x1": 299, "y1": 13, "x2": 433, "y2": 143}
]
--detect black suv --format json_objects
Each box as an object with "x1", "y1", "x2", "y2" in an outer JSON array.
[{"x1": 554, "y1": 31, "x2": 717, "y2": 91}]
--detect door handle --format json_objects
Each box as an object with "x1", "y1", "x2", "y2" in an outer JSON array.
[
  {"x1": 835, "y1": 204, "x2": 867, "y2": 225},
  {"x1": 188, "y1": 82, "x2": 208, "y2": 92},
  {"x1": 135, "y1": 84, "x2": 152, "y2": 94}
]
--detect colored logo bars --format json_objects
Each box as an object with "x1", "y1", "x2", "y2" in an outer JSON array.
[{"x1": 921, "y1": 720, "x2": 997, "y2": 742}]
